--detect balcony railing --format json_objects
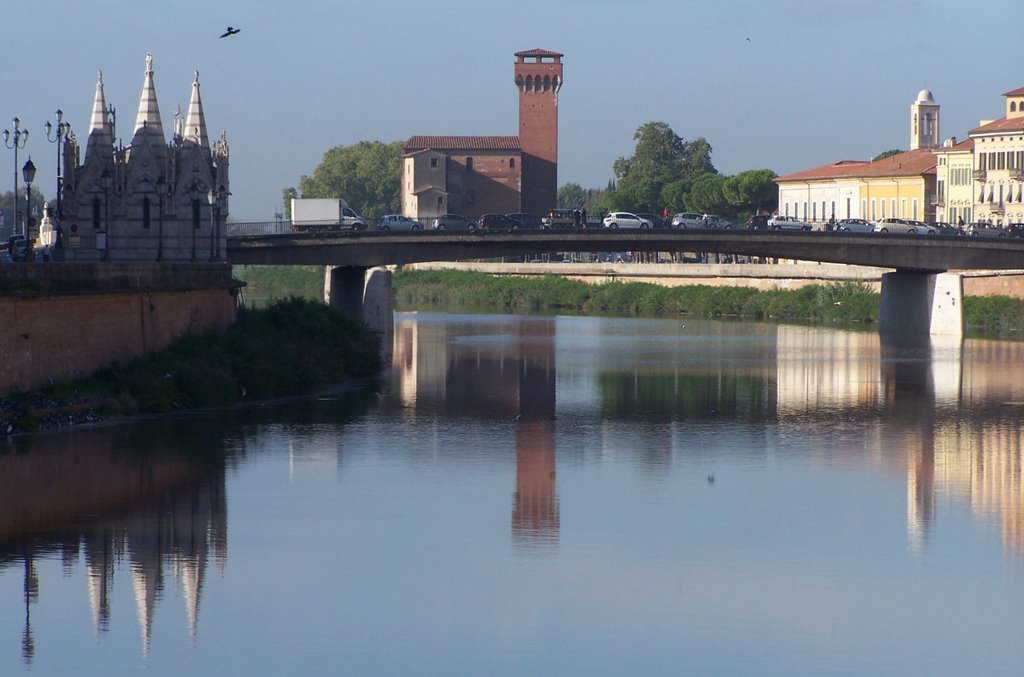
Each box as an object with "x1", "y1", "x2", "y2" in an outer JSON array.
[
  {"x1": 973, "y1": 169, "x2": 987, "y2": 182},
  {"x1": 1010, "y1": 167, "x2": 1024, "y2": 182}
]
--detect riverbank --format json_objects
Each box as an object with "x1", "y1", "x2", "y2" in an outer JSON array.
[
  {"x1": 392, "y1": 268, "x2": 1024, "y2": 333},
  {"x1": 0, "y1": 298, "x2": 383, "y2": 434}
]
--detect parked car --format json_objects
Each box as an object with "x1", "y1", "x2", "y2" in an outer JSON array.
[
  {"x1": 7, "y1": 235, "x2": 28, "y2": 261},
  {"x1": 1005, "y1": 223, "x2": 1024, "y2": 238},
  {"x1": 635, "y1": 213, "x2": 670, "y2": 229},
  {"x1": 767, "y1": 215, "x2": 812, "y2": 231},
  {"x1": 671, "y1": 212, "x2": 705, "y2": 229},
  {"x1": 477, "y1": 213, "x2": 516, "y2": 230},
  {"x1": 432, "y1": 213, "x2": 475, "y2": 230},
  {"x1": 376, "y1": 214, "x2": 423, "y2": 231},
  {"x1": 834, "y1": 218, "x2": 874, "y2": 233},
  {"x1": 746, "y1": 214, "x2": 770, "y2": 230},
  {"x1": 544, "y1": 209, "x2": 577, "y2": 228},
  {"x1": 929, "y1": 222, "x2": 961, "y2": 236},
  {"x1": 602, "y1": 212, "x2": 653, "y2": 229},
  {"x1": 965, "y1": 222, "x2": 1007, "y2": 238},
  {"x1": 872, "y1": 218, "x2": 935, "y2": 235},
  {"x1": 506, "y1": 212, "x2": 545, "y2": 229},
  {"x1": 701, "y1": 215, "x2": 733, "y2": 230}
]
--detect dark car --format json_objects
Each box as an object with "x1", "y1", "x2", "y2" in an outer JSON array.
[
  {"x1": 635, "y1": 213, "x2": 669, "y2": 229},
  {"x1": 1004, "y1": 223, "x2": 1024, "y2": 238},
  {"x1": 746, "y1": 214, "x2": 770, "y2": 230},
  {"x1": 7, "y1": 235, "x2": 28, "y2": 261},
  {"x1": 432, "y1": 213, "x2": 475, "y2": 230},
  {"x1": 477, "y1": 213, "x2": 516, "y2": 230},
  {"x1": 506, "y1": 212, "x2": 545, "y2": 229},
  {"x1": 929, "y1": 222, "x2": 961, "y2": 236}
]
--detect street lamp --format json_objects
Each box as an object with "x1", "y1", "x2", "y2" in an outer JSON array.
[
  {"x1": 189, "y1": 183, "x2": 199, "y2": 261},
  {"x1": 44, "y1": 110, "x2": 70, "y2": 219},
  {"x1": 3, "y1": 117, "x2": 28, "y2": 239},
  {"x1": 207, "y1": 187, "x2": 216, "y2": 261},
  {"x1": 22, "y1": 158, "x2": 35, "y2": 261},
  {"x1": 100, "y1": 168, "x2": 111, "y2": 261}
]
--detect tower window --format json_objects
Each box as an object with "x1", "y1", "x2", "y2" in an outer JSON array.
[
  {"x1": 143, "y1": 197, "x2": 151, "y2": 228},
  {"x1": 430, "y1": 157, "x2": 438, "y2": 168},
  {"x1": 466, "y1": 157, "x2": 474, "y2": 172},
  {"x1": 509, "y1": 158, "x2": 515, "y2": 169}
]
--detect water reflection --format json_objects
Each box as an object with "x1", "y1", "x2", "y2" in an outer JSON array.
[
  {"x1": 5, "y1": 313, "x2": 1024, "y2": 671},
  {"x1": 0, "y1": 423, "x2": 229, "y2": 663},
  {"x1": 391, "y1": 313, "x2": 1024, "y2": 564}
]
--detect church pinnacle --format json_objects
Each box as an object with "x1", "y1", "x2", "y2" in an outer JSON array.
[
  {"x1": 133, "y1": 53, "x2": 165, "y2": 139},
  {"x1": 184, "y1": 70, "x2": 210, "y2": 150},
  {"x1": 88, "y1": 71, "x2": 111, "y2": 142}
]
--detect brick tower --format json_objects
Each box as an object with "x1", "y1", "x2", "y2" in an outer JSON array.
[{"x1": 515, "y1": 49, "x2": 562, "y2": 217}]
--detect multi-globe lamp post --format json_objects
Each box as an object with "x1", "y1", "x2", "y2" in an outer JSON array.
[
  {"x1": 3, "y1": 117, "x2": 28, "y2": 242},
  {"x1": 44, "y1": 110, "x2": 70, "y2": 225}
]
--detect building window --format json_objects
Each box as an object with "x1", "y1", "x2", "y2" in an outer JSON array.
[
  {"x1": 466, "y1": 190, "x2": 475, "y2": 205},
  {"x1": 509, "y1": 158, "x2": 515, "y2": 169},
  {"x1": 437, "y1": 196, "x2": 444, "y2": 208},
  {"x1": 92, "y1": 196, "x2": 101, "y2": 230},
  {"x1": 880, "y1": 199, "x2": 886, "y2": 218},
  {"x1": 192, "y1": 198, "x2": 201, "y2": 230},
  {"x1": 430, "y1": 157, "x2": 438, "y2": 168},
  {"x1": 812, "y1": 202, "x2": 816, "y2": 221},
  {"x1": 143, "y1": 197, "x2": 151, "y2": 229},
  {"x1": 466, "y1": 157, "x2": 474, "y2": 172},
  {"x1": 870, "y1": 199, "x2": 876, "y2": 220},
  {"x1": 893, "y1": 199, "x2": 898, "y2": 218},
  {"x1": 912, "y1": 198, "x2": 918, "y2": 220},
  {"x1": 846, "y1": 197, "x2": 851, "y2": 219}
]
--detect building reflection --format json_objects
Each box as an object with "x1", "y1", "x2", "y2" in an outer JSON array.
[
  {"x1": 393, "y1": 315, "x2": 1024, "y2": 562},
  {"x1": 0, "y1": 425, "x2": 228, "y2": 663},
  {"x1": 392, "y1": 315, "x2": 560, "y2": 549}
]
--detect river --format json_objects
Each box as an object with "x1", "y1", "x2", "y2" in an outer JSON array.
[{"x1": 3, "y1": 311, "x2": 1024, "y2": 675}]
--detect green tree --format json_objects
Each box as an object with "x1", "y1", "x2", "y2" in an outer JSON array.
[
  {"x1": 685, "y1": 173, "x2": 728, "y2": 215},
  {"x1": 722, "y1": 169, "x2": 778, "y2": 215},
  {"x1": 298, "y1": 140, "x2": 402, "y2": 218},
  {"x1": 282, "y1": 187, "x2": 298, "y2": 220},
  {"x1": 607, "y1": 122, "x2": 717, "y2": 213},
  {"x1": 557, "y1": 182, "x2": 588, "y2": 209},
  {"x1": 872, "y1": 149, "x2": 902, "y2": 162}
]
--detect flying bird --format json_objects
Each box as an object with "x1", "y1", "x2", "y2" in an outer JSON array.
[{"x1": 220, "y1": 26, "x2": 241, "y2": 38}]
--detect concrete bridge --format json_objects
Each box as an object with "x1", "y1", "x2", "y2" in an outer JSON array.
[{"x1": 226, "y1": 229, "x2": 1024, "y2": 339}]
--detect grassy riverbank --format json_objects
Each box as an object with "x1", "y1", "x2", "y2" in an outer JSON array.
[{"x1": 1, "y1": 297, "x2": 383, "y2": 433}]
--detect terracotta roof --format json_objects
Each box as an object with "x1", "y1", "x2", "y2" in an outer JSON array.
[
  {"x1": 938, "y1": 137, "x2": 975, "y2": 152},
  {"x1": 1003, "y1": 86, "x2": 1024, "y2": 97},
  {"x1": 403, "y1": 136, "x2": 521, "y2": 153},
  {"x1": 515, "y1": 48, "x2": 563, "y2": 58},
  {"x1": 776, "y1": 148, "x2": 937, "y2": 183},
  {"x1": 969, "y1": 116, "x2": 1024, "y2": 135}
]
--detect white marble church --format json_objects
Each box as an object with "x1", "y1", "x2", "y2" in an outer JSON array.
[{"x1": 56, "y1": 54, "x2": 229, "y2": 261}]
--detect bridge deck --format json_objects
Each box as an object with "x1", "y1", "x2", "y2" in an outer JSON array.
[{"x1": 227, "y1": 230, "x2": 1024, "y2": 272}]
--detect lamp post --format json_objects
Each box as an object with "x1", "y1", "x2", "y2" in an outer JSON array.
[
  {"x1": 189, "y1": 183, "x2": 198, "y2": 262},
  {"x1": 207, "y1": 188, "x2": 216, "y2": 261},
  {"x1": 22, "y1": 158, "x2": 35, "y2": 261},
  {"x1": 100, "y1": 168, "x2": 111, "y2": 261},
  {"x1": 3, "y1": 117, "x2": 28, "y2": 239},
  {"x1": 44, "y1": 111, "x2": 70, "y2": 219}
]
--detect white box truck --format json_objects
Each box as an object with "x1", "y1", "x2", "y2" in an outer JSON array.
[{"x1": 290, "y1": 198, "x2": 367, "y2": 232}]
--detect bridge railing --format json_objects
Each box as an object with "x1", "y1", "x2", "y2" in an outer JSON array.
[{"x1": 228, "y1": 221, "x2": 295, "y2": 237}]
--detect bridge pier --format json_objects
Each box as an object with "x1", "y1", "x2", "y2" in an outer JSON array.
[
  {"x1": 324, "y1": 266, "x2": 394, "y2": 350},
  {"x1": 879, "y1": 271, "x2": 963, "y2": 340}
]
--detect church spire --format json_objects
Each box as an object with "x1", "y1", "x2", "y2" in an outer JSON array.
[
  {"x1": 133, "y1": 53, "x2": 165, "y2": 139},
  {"x1": 88, "y1": 71, "x2": 111, "y2": 142},
  {"x1": 184, "y1": 70, "x2": 209, "y2": 150}
]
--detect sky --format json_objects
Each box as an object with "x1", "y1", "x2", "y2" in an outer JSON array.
[{"x1": 0, "y1": 0, "x2": 1020, "y2": 220}]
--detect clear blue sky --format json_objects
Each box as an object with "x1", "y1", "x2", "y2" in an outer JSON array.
[{"x1": 0, "y1": 0, "x2": 1019, "y2": 219}]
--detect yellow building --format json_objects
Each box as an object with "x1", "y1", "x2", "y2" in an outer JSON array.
[
  {"x1": 933, "y1": 137, "x2": 975, "y2": 226},
  {"x1": 969, "y1": 87, "x2": 1024, "y2": 225},
  {"x1": 775, "y1": 149, "x2": 937, "y2": 226}
]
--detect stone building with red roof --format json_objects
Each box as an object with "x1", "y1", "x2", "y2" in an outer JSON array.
[{"x1": 401, "y1": 49, "x2": 563, "y2": 221}]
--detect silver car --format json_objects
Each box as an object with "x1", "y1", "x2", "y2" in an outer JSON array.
[
  {"x1": 873, "y1": 218, "x2": 935, "y2": 235},
  {"x1": 767, "y1": 215, "x2": 812, "y2": 231},
  {"x1": 964, "y1": 223, "x2": 1007, "y2": 238},
  {"x1": 377, "y1": 214, "x2": 423, "y2": 231},
  {"x1": 835, "y1": 218, "x2": 874, "y2": 233}
]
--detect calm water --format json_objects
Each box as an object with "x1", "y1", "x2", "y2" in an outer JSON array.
[{"x1": 4, "y1": 312, "x2": 1024, "y2": 675}]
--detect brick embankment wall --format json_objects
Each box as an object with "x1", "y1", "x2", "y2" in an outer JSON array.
[{"x1": 0, "y1": 263, "x2": 242, "y2": 394}]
